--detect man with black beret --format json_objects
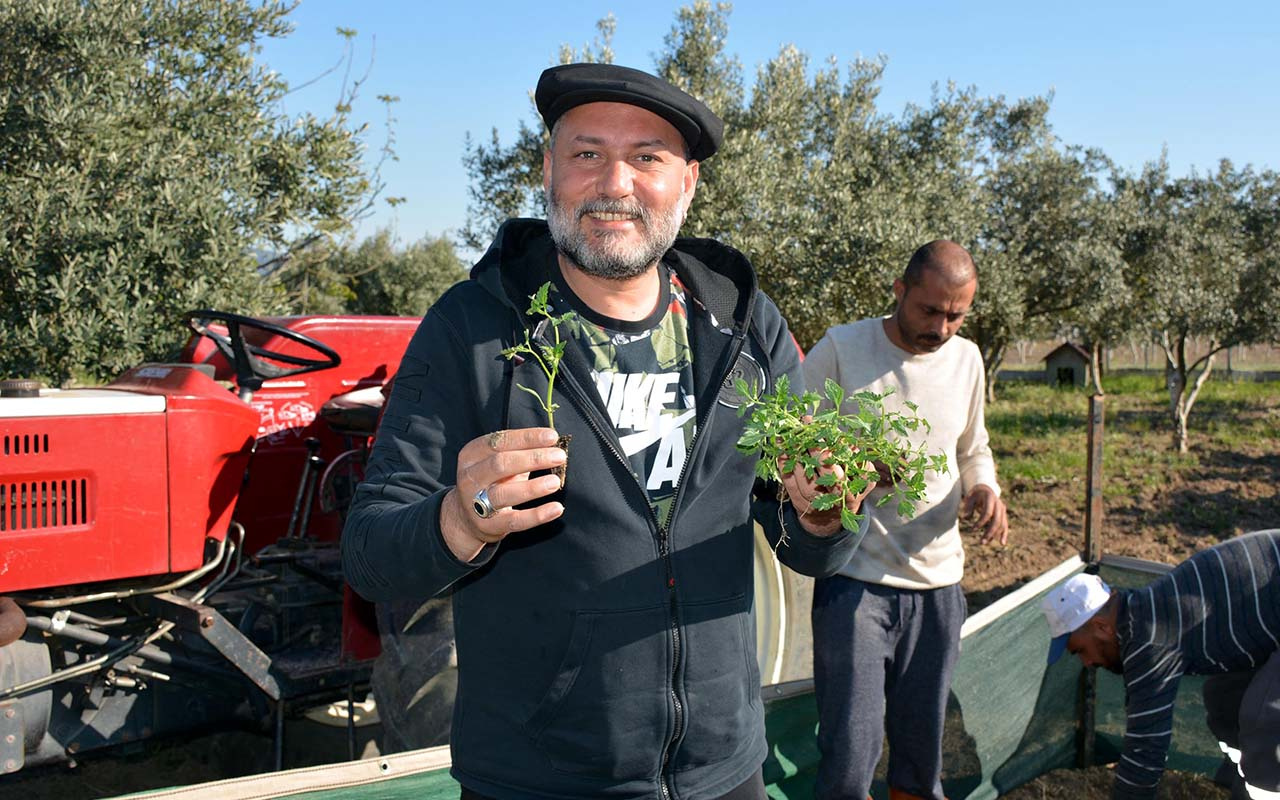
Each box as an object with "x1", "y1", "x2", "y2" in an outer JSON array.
[{"x1": 343, "y1": 63, "x2": 872, "y2": 799}]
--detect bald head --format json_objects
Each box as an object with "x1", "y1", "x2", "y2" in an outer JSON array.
[
  {"x1": 902, "y1": 240, "x2": 977, "y2": 290},
  {"x1": 887, "y1": 240, "x2": 978, "y2": 354}
]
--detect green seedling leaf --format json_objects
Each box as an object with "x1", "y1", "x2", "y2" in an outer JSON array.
[
  {"x1": 735, "y1": 378, "x2": 947, "y2": 533},
  {"x1": 502, "y1": 282, "x2": 577, "y2": 429},
  {"x1": 824, "y1": 378, "x2": 845, "y2": 410},
  {"x1": 810, "y1": 492, "x2": 840, "y2": 512}
]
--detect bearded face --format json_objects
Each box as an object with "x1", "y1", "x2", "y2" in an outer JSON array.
[
  {"x1": 542, "y1": 102, "x2": 697, "y2": 281},
  {"x1": 545, "y1": 190, "x2": 685, "y2": 280}
]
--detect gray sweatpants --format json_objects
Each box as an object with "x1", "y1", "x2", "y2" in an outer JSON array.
[
  {"x1": 812, "y1": 576, "x2": 966, "y2": 800},
  {"x1": 1204, "y1": 647, "x2": 1280, "y2": 800}
]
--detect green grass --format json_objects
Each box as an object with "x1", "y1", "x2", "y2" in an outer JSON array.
[
  {"x1": 987, "y1": 382, "x2": 1088, "y2": 485},
  {"x1": 987, "y1": 376, "x2": 1279, "y2": 544},
  {"x1": 993, "y1": 374, "x2": 1279, "y2": 441}
]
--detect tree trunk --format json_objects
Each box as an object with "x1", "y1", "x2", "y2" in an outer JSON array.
[
  {"x1": 1089, "y1": 342, "x2": 1106, "y2": 395},
  {"x1": 1172, "y1": 396, "x2": 1190, "y2": 454},
  {"x1": 1163, "y1": 331, "x2": 1218, "y2": 454},
  {"x1": 984, "y1": 342, "x2": 1007, "y2": 404},
  {"x1": 1164, "y1": 332, "x2": 1188, "y2": 453}
]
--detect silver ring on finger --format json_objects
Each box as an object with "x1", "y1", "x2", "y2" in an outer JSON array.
[{"x1": 472, "y1": 486, "x2": 498, "y2": 519}]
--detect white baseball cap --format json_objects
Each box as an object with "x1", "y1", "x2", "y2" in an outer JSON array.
[{"x1": 1040, "y1": 573, "x2": 1112, "y2": 664}]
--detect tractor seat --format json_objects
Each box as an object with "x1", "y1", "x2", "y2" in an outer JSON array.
[{"x1": 320, "y1": 386, "x2": 386, "y2": 436}]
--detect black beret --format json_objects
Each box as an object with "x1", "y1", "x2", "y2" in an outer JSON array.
[{"x1": 535, "y1": 63, "x2": 724, "y2": 161}]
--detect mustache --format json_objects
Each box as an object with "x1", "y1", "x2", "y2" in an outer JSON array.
[{"x1": 575, "y1": 198, "x2": 649, "y2": 221}]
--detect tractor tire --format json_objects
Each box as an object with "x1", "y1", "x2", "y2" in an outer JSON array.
[{"x1": 371, "y1": 596, "x2": 457, "y2": 753}]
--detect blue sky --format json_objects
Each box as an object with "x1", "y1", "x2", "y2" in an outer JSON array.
[{"x1": 258, "y1": 0, "x2": 1279, "y2": 249}]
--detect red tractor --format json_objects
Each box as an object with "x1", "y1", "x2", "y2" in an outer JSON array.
[{"x1": 0, "y1": 311, "x2": 421, "y2": 775}]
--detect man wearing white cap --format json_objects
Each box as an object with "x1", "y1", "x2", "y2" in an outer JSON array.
[{"x1": 1040, "y1": 529, "x2": 1280, "y2": 800}]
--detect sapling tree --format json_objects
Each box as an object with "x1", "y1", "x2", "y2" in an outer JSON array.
[{"x1": 735, "y1": 375, "x2": 948, "y2": 533}]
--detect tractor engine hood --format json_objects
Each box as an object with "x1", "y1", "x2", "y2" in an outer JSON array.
[{"x1": 0, "y1": 364, "x2": 258, "y2": 593}]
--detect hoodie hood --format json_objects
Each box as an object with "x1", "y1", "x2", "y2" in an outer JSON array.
[{"x1": 470, "y1": 218, "x2": 759, "y2": 333}]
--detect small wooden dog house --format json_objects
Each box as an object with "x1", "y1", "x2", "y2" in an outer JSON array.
[{"x1": 1043, "y1": 342, "x2": 1091, "y2": 389}]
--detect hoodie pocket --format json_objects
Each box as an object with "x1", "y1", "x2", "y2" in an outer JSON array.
[
  {"x1": 524, "y1": 605, "x2": 670, "y2": 778},
  {"x1": 673, "y1": 593, "x2": 760, "y2": 771}
]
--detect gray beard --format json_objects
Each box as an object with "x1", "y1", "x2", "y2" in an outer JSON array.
[{"x1": 545, "y1": 189, "x2": 683, "y2": 280}]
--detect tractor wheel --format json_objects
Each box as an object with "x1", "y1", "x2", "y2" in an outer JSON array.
[{"x1": 370, "y1": 596, "x2": 457, "y2": 753}]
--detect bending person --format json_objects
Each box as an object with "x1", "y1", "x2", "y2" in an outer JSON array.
[{"x1": 1041, "y1": 529, "x2": 1280, "y2": 800}]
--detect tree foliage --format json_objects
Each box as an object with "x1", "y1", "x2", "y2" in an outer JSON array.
[
  {"x1": 459, "y1": 1, "x2": 1069, "y2": 353},
  {"x1": 338, "y1": 229, "x2": 468, "y2": 316},
  {"x1": 1118, "y1": 160, "x2": 1280, "y2": 451},
  {"x1": 973, "y1": 137, "x2": 1127, "y2": 398},
  {"x1": 0, "y1": 0, "x2": 381, "y2": 384},
  {"x1": 461, "y1": 1, "x2": 1279, "y2": 450}
]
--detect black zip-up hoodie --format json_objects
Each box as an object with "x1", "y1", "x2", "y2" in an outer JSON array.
[{"x1": 342, "y1": 219, "x2": 865, "y2": 799}]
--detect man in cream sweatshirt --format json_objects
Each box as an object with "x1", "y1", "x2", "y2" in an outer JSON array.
[{"x1": 803, "y1": 240, "x2": 1009, "y2": 800}]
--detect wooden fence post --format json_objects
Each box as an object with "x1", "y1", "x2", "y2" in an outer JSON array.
[
  {"x1": 1078, "y1": 392, "x2": 1105, "y2": 768},
  {"x1": 1083, "y1": 393, "x2": 1104, "y2": 565}
]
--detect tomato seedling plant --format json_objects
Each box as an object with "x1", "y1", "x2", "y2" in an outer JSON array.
[
  {"x1": 735, "y1": 375, "x2": 948, "y2": 532},
  {"x1": 502, "y1": 282, "x2": 576, "y2": 429}
]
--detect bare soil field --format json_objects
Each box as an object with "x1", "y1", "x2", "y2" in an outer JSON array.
[
  {"x1": 1002, "y1": 764, "x2": 1228, "y2": 799},
  {"x1": 963, "y1": 375, "x2": 1280, "y2": 611}
]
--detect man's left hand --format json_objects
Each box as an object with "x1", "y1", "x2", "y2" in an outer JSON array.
[
  {"x1": 779, "y1": 451, "x2": 875, "y2": 538},
  {"x1": 962, "y1": 485, "x2": 1008, "y2": 545}
]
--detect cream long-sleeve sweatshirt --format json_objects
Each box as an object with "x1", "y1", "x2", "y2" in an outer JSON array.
[{"x1": 803, "y1": 317, "x2": 1000, "y2": 589}]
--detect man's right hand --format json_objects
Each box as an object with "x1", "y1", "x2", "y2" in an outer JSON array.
[{"x1": 440, "y1": 428, "x2": 567, "y2": 562}]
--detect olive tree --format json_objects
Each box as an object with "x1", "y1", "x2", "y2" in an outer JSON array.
[
  {"x1": 339, "y1": 229, "x2": 468, "y2": 316},
  {"x1": 1119, "y1": 160, "x2": 1280, "y2": 451},
  {"x1": 971, "y1": 138, "x2": 1127, "y2": 398},
  {"x1": 0, "y1": 0, "x2": 381, "y2": 384},
  {"x1": 462, "y1": 2, "x2": 966, "y2": 348},
  {"x1": 460, "y1": 0, "x2": 1093, "y2": 371}
]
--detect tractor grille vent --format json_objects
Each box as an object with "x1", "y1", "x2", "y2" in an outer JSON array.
[
  {"x1": 3, "y1": 434, "x2": 49, "y2": 456},
  {"x1": 0, "y1": 478, "x2": 90, "y2": 531}
]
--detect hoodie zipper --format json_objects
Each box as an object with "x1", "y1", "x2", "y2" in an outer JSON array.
[
  {"x1": 533, "y1": 319, "x2": 751, "y2": 800},
  {"x1": 653, "y1": 327, "x2": 748, "y2": 800}
]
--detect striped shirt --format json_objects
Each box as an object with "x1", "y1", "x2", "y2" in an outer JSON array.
[{"x1": 1112, "y1": 529, "x2": 1280, "y2": 799}]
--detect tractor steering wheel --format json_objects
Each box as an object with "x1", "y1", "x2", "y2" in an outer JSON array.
[{"x1": 185, "y1": 310, "x2": 341, "y2": 399}]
